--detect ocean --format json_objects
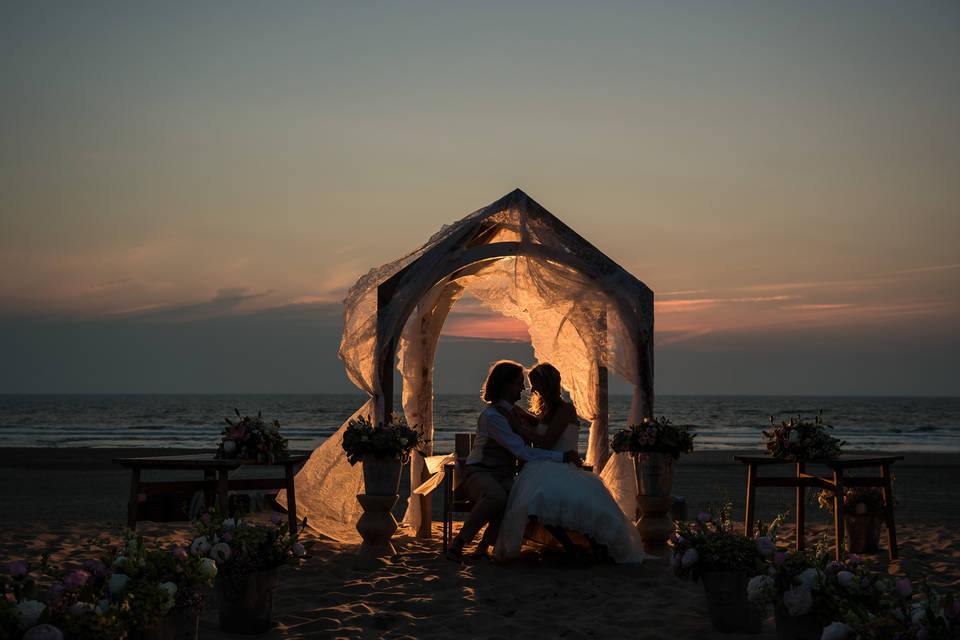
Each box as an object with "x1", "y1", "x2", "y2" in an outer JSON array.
[{"x1": 1, "y1": 394, "x2": 958, "y2": 454}]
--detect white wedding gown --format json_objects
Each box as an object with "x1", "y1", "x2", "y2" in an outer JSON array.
[{"x1": 492, "y1": 421, "x2": 645, "y2": 563}]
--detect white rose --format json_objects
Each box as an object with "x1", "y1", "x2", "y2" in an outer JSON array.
[
  {"x1": 788, "y1": 430, "x2": 801, "y2": 444},
  {"x1": 159, "y1": 581, "x2": 177, "y2": 598},
  {"x1": 756, "y1": 536, "x2": 775, "y2": 557},
  {"x1": 911, "y1": 603, "x2": 926, "y2": 625},
  {"x1": 190, "y1": 536, "x2": 211, "y2": 556},
  {"x1": 836, "y1": 571, "x2": 856, "y2": 590},
  {"x1": 108, "y1": 573, "x2": 129, "y2": 594},
  {"x1": 200, "y1": 557, "x2": 218, "y2": 579},
  {"x1": 126, "y1": 539, "x2": 138, "y2": 557},
  {"x1": 782, "y1": 586, "x2": 813, "y2": 617},
  {"x1": 222, "y1": 518, "x2": 236, "y2": 529},
  {"x1": 821, "y1": 621, "x2": 854, "y2": 640},
  {"x1": 16, "y1": 600, "x2": 46, "y2": 628},
  {"x1": 681, "y1": 548, "x2": 698, "y2": 568},
  {"x1": 95, "y1": 599, "x2": 111, "y2": 615},
  {"x1": 210, "y1": 542, "x2": 232, "y2": 564},
  {"x1": 22, "y1": 624, "x2": 64, "y2": 640},
  {"x1": 112, "y1": 555, "x2": 127, "y2": 569},
  {"x1": 222, "y1": 440, "x2": 237, "y2": 455},
  {"x1": 747, "y1": 574, "x2": 775, "y2": 604},
  {"x1": 796, "y1": 568, "x2": 822, "y2": 591},
  {"x1": 292, "y1": 542, "x2": 306, "y2": 557}
]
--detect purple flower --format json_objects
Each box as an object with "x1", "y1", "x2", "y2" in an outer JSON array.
[
  {"x1": 773, "y1": 551, "x2": 786, "y2": 565},
  {"x1": 63, "y1": 570, "x2": 90, "y2": 592},
  {"x1": 847, "y1": 553, "x2": 861, "y2": 565},
  {"x1": 173, "y1": 547, "x2": 188, "y2": 562},
  {"x1": 7, "y1": 560, "x2": 27, "y2": 578},
  {"x1": 221, "y1": 532, "x2": 232, "y2": 543},
  {"x1": 897, "y1": 578, "x2": 912, "y2": 596},
  {"x1": 697, "y1": 512, "x2": 711, "y2": 523},
  {"x1": 82, "y1": 560, "x2": 107, "y2": 577},
  {"x1": 201, "y1": 513, "x2": 212, "y2": 524},
  {"x1": 271, "y1": 514, "x2": 282, "y2": 525}
]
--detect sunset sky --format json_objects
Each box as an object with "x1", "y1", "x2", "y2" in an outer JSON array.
[{"x1": 2, "y1": 2, "x2": 958, "y2": 395}]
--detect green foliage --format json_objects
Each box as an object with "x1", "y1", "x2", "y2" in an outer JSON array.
[
  {"x1": 610, "y1": 416, "x2": 695, "y2": 458},
  {"x1": 762, "y1": 410, "x2": 844, "y2": 461},
  {"x1": 216, "y1": 408, "x2": 289, "y2": 464},
  {"x1": 341, "y1": 414, "x2": 426, "y2": 465},
  {"x1": 191, "y1": 510, "x2": 311, "y2": 583},
  {"x1": 668, "y1": 499, "x2": 767, "y2": 582}
]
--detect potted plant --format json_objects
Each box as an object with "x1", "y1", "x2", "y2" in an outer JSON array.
[
  {"x1": 192, "y1": 511, "x2": 309, "y2": 634},
  {"x1": 748, "y1": 545, "x2": 897, "y2": 640},
  {"x1": 216, "y1": 409, "x2": 289, "y2": 465},
  {"x1": 610, "y1": 416, "x2": 695, "y2": 497},
  {"x1": 341, "y1": 414, "x2": 425, "y2": 496},
  {"x1": 669, "y1": 499, "x2": 768, "y2": 634},
  {"x1": 106, "y1": 532, "x2": 216, "y2": 640},
  {"x1": 816, "y1": 486, "x2": 888, "y2": 554},
  {"x1": 762, "y1": 410, "x2": 844, "y2": 461}
]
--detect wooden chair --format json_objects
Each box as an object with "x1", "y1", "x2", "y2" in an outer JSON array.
[{"x1": 442, "y1": 433, "x2": 476, "y2": 552}]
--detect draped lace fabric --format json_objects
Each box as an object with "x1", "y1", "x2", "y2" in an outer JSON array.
[{"x1": 280, "y1": 190, "x2": 654, "y2": 541}]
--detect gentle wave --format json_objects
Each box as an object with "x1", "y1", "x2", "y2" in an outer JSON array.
[{"x1": 1, "y1": 394, "x2": 958, "y2": 453}]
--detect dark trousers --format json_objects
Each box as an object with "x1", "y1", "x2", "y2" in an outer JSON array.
[{"x1": 455, "y1": 466, "x2": 515, "y2": 547}]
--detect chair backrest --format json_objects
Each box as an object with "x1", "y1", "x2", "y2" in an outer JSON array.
[{"x1": 452, "y1": 433, "x2": 476, "y2": 500}]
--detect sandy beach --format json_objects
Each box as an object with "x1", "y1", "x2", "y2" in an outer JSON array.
[{"x1": 2, "y1": 447, "x2": 958, "y2": 639}]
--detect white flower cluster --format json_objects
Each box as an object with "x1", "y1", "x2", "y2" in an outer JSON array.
[{"x1": 746, "y1": 575, "x2": 775, "y2": 604}]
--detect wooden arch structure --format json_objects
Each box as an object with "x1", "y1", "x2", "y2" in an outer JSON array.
[{"x1": 368, "y1": 189, "x2": 655, "y2": 538}]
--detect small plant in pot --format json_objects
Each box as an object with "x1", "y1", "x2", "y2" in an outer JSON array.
[
  {"x1": 191, "y1": 511, "x2": 309, "y2": 634},
  {"x1": 669, "y1": 499, "x2": 772, "y2": 634},
  {"x1": 341, "y1": 414, "x2": 426, "y2": 496}
]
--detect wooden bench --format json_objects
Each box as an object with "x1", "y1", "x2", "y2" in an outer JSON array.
[
  {"x1": 734, "y1": 454, "x2": 903, "y2": 561},
  {"x1": 113, "y1": 454, "x2": 308, "y2": 535}
]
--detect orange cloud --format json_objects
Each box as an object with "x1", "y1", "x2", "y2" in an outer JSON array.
[{"x1": 441, "y1": 315, "x2": 530, "y2": 342}]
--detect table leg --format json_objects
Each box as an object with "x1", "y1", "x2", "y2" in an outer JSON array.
[
  {"x1": 217, "y1": 470, "x2": 229, "y2": 515},
  {"x1": 284, "y1": 462, "x2": 298, "y2": 537},
  {"x1": 881, "y1": 463, "x2": 899, "y2": 560},
  {"x1": 127, "y1": 468, "x2": 141, "y2": 530},
  {"x1": 203, "y1": 470, "x2": 215, "y2": 510},
  {"x1": 744, "y1": 463, "x2": 757, "y2": 536},
  {"x1": 833, "y1": 470, "x2": 845, "y2": 561},
  {"x1": 796, "y1": 461, "x2": 806, "y2": 551}
]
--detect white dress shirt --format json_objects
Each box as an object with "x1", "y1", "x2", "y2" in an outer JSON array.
[{"x1": 473, "y1": 400, "x2": 563, "y2": 463}]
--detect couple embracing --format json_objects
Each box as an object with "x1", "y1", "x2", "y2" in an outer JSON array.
[{"x1": 446, "y1": 360, "x2": 644, "y2": 564}]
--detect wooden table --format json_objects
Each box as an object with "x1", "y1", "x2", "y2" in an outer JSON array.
[
  {"x1": 734, "y1": 454, "x2": 903, "y2": 561},
  {"x1": 113, "y1": 454, "x2": 307, "y2": 534}
]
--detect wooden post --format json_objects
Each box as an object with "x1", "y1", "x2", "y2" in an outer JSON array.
[{"x1": 796, "y1": 461, "x2": 805, "y2": 550}]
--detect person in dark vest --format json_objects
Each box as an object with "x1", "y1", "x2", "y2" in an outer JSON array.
[{"x1": 446, "y1": 360, "x2": 579, "y2": 561}]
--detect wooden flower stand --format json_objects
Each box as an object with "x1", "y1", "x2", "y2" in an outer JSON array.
[
  {"x1": 354, "y1": 494, "x2": 398, "y2": 569},
  {"x1": 635, "y1": 494, "x2": 675, "y2": 552}
]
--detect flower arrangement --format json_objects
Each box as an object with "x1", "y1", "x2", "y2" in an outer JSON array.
[
  {"x1": 817, "y1": 486, "x2": 887, "y2": 516},
  {"x1": 668, "y1": 499, "x2": 770, "y2": 582},
  {"x1": 106, "y1": 531, "x2": 216, "y2": 636},
  {"x1": 216, "y1": 408, "x2": 289, "y2": 464},
  {"x1": 610, "y1": 416, "x2": 695, "y2": 459},
  {"x1": 341, "y1": 414, "x2": 425, "y2": 466},
  {"x1": 762, "y1": 410, "x2": 844, "y2": 460},
  {"x1": 745, "y1": 543, "x2": 960, "y2": 639},
  {"x1": 191, "y1": 510, "x2": 309, "y2": 583},
  {"x1": 0, "y1": 532, "x2": 217, "y2": 640}
]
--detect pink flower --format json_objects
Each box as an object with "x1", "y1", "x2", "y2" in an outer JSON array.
[
  {"x1": 7, "y1": 560, "x2": 27, "y2": 578},
  {"x1": 896, "y1": 578, "x2": 912, "y2": 596},
  {"x1": 62, "y1": 570, "x2": 90, "y2": 591},
  {"x1": 173, "y1": 547, "x2": 188, "y2": 561},
  {"x1": 773, "y1": 552, "x2": 786, "y2": 565}
]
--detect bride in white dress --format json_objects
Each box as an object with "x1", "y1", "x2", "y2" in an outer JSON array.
[{"x1": 492, "y1": 363, "x2": 645, "y2": 563}]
